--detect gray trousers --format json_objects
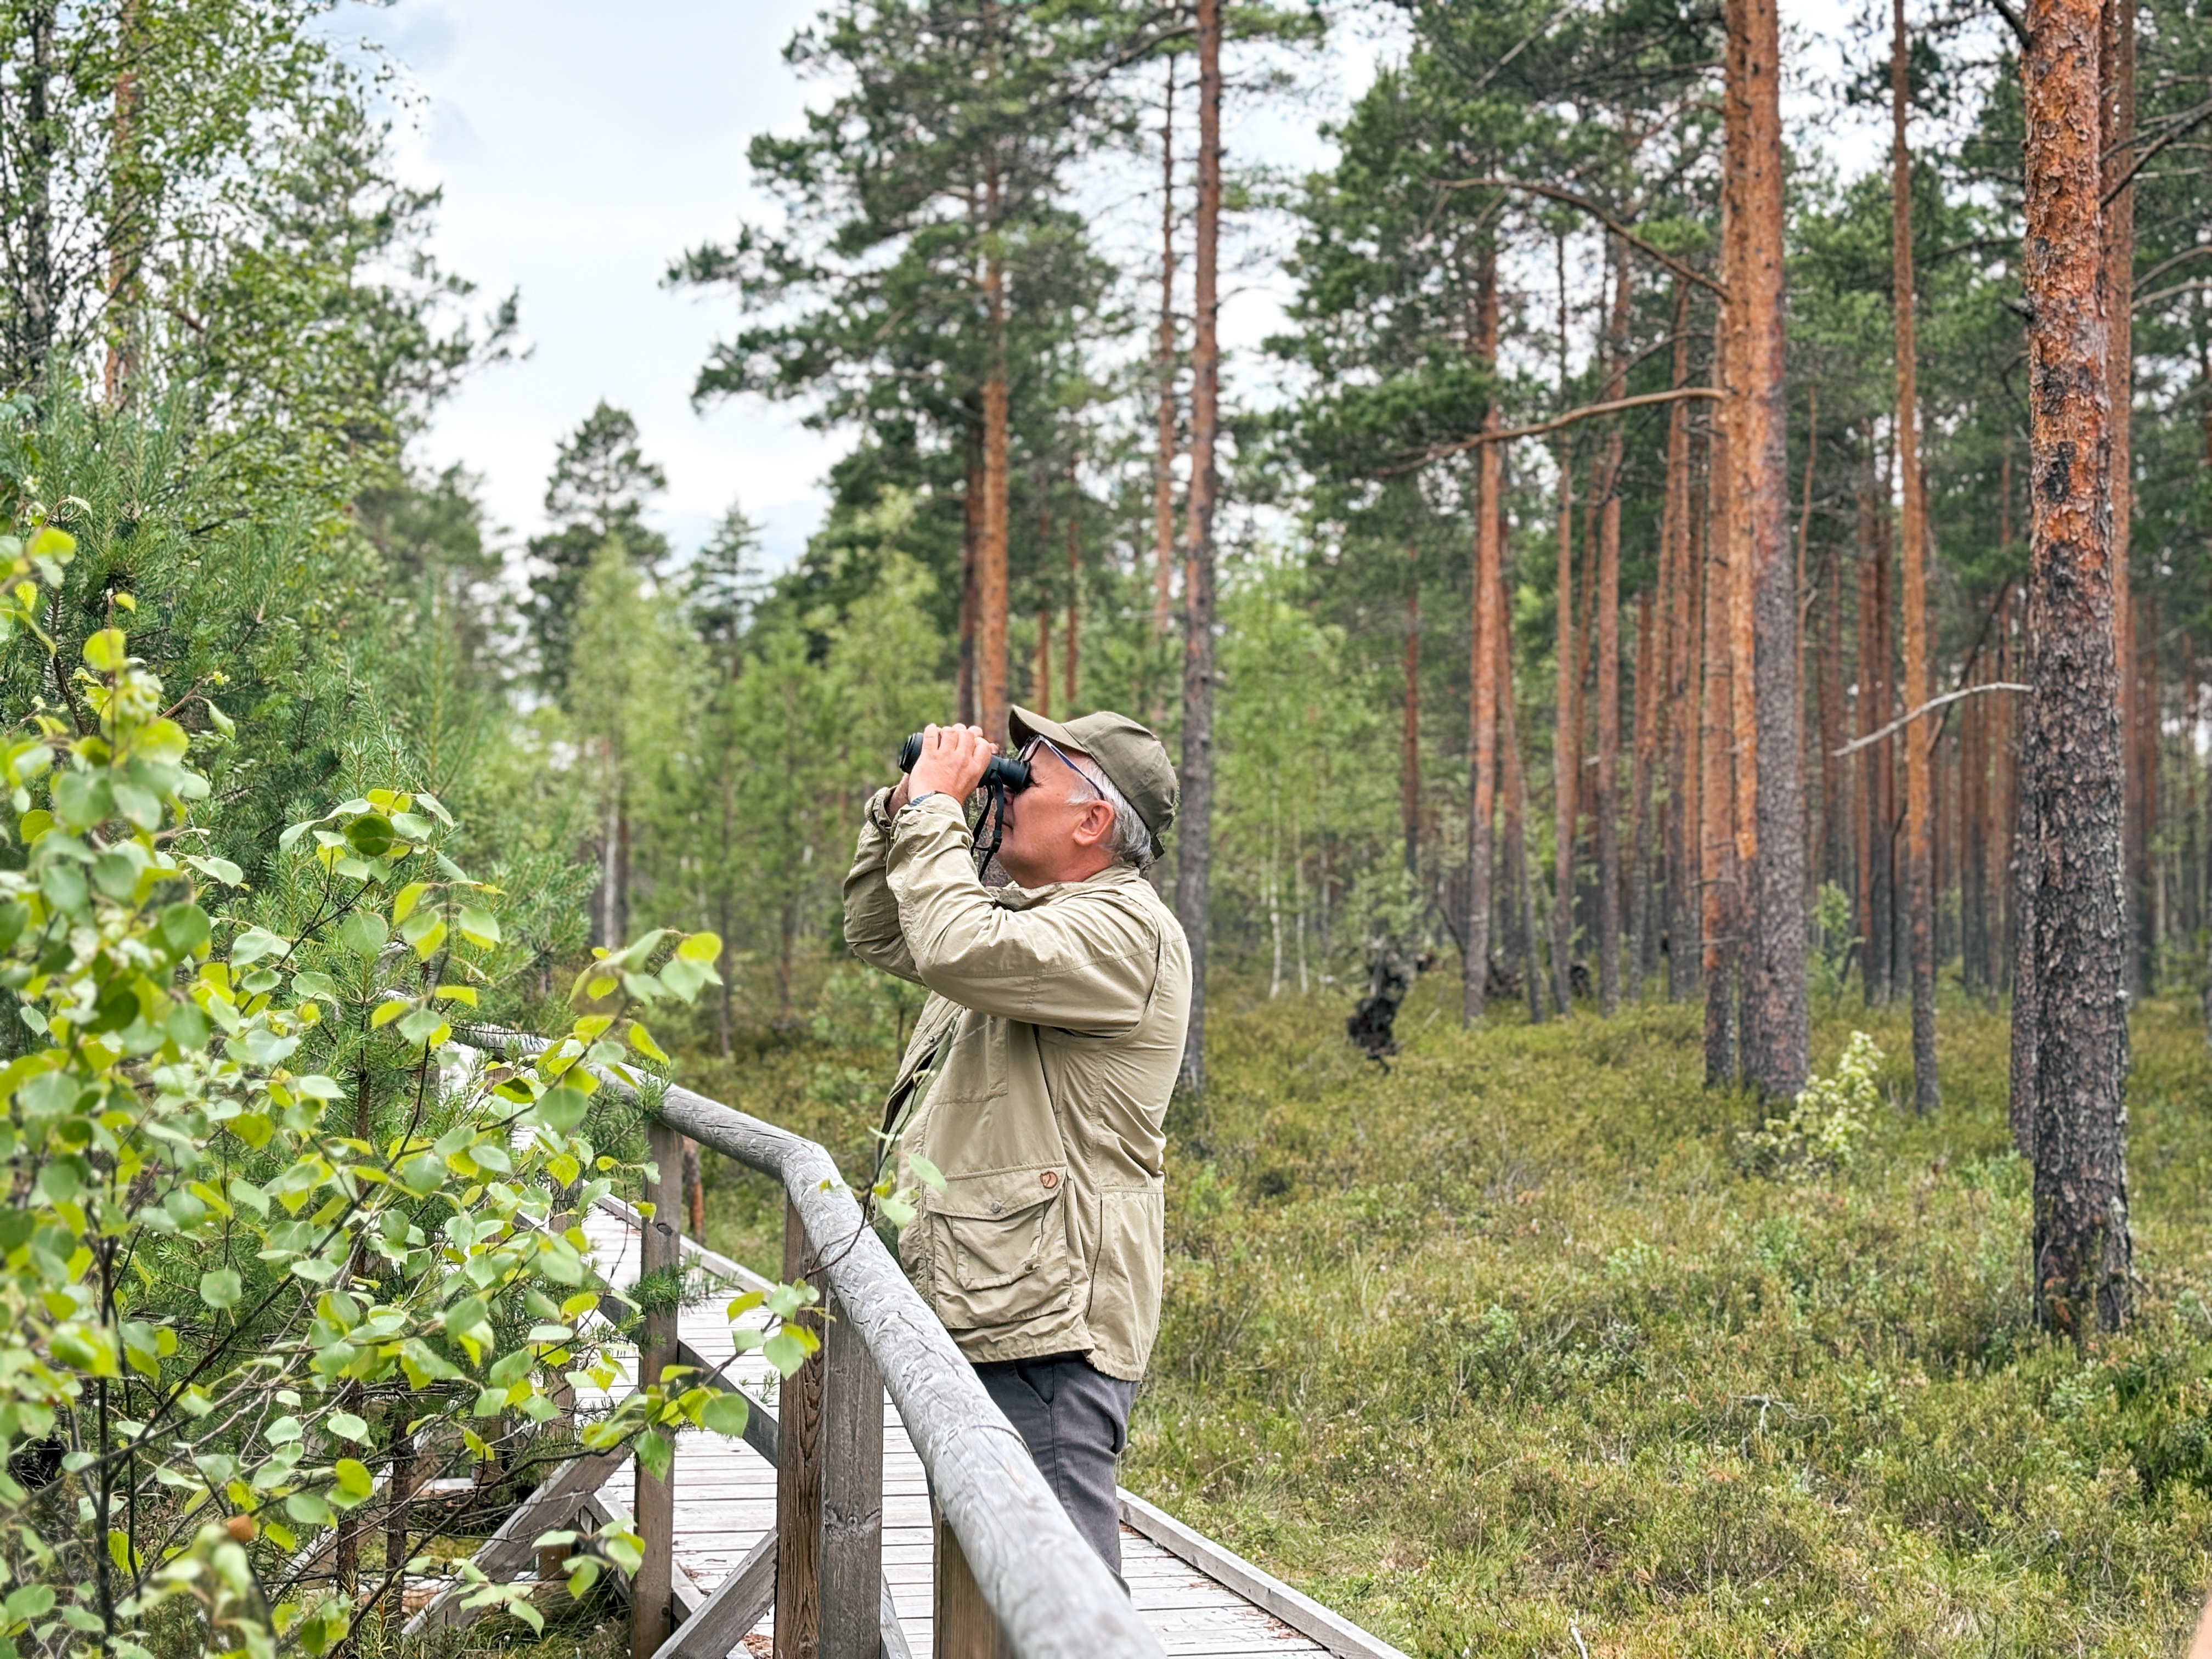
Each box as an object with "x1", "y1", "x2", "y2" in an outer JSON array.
[{"x1": 973, "y1": 1353, "x2": 1138, "y2": 1576}]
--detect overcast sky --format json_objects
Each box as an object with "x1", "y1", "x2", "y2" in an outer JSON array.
[{"x1": 342, "y1": 1, "x2": 1888, "y2": 576}]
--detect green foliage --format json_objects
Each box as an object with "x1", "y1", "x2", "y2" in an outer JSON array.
[
  {"x1": 0, "y1": 517, "x2": 809, "y2": 1659},
  {"x1": 1084, "y1": 982, "x2": 2212, "y2": 1657}
]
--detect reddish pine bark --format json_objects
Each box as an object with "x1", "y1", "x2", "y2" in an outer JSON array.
[
  {"x1": 1894, "y1": 0, "x2": 1938, "y2": 1111},
  {"x1": 2019, "y1": 0, "x2": 2132, "y2": 1334},
  {"x1": 1728, "y1": 0, "x2": 1809, "y2": 1098}
]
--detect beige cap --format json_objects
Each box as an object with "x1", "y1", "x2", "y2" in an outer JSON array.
[{"x1": 1009, "y1": 705, "x2": 1179, "y2": 858}]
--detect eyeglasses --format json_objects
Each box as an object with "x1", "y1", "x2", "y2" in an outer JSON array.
[{"x1": 1019, "y1": 736, "x2": 1103, "y2": 803}]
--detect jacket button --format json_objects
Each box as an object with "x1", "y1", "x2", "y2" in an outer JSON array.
[
  {"x1": 1040, "y1": 1171, "x2": 1059, "y2": 1189},
  {"x1": 989, "y1": 1201, "x2": 1002, "y2": 1214}
]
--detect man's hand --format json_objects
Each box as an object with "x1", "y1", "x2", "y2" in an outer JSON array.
[{"x1": 906, "y1": 723, "x2": 996, "y2": 803}]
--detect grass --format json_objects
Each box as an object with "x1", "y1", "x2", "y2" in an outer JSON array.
[{"x1": 673, "y1": 967, "x2": 2212, "y2": 1656}]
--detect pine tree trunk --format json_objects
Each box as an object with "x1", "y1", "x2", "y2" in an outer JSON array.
[
  {"x1": 1465, "y1": 247, "x2": 1503, "y2": 1024},
  {"x1": 979, "y1": 283, "x2": 1011, "y2": 740},
  {"x1": 1629, "y1": 586, "x2": 1658, "y2": 999},
  {"x1": 1503, "y1": 608, "x2": 1545, "y2": 1023},
  {"x1": 1554, "y1": 445, "x2": 1578, "y2": 1015},
  {"x1": 1798, "y1": 387, "x2": 1820, "y2": 898},
  {"x1": 1175, "y1": 0, "x2": 1222, "y2": 1096},
  {"x1": 1962, "y1": 650, "x2": 1989, "y2": 997},
  {"x1": 2021, "y1": 0, "x2": 2132, "y2": 1335},
  {"x1": 1154, "y1": 58, "x2": 1179, "y2": 638},
  {"x1": 1404, "y1": 545, "x2": 1420, "y2": 876},
  {"x1": 2103, "y1": 0, "x2": 2143, "y2": 994},
  {"x1": 2141, "y1": 594, "x2": 2160, "y2": 976},
  {"x1": 1864, "y1": 492, "x2": 1897, "y2": 1006},
  {"x1": 1595, "y1": 237, "x2": 1629, "y2": 1017},
  {"x1": 1820, "y1": 544, "x2": 1847, "y2": 898},
  {"x1": 960, "y1": 422, "x2": 981, "y2": 726},
  {"x1": 1663, "y1": 288, "x2": 1699, "y2": 1001},
  {"x1": 1729, "y1": 0, "x2": 1809, "y2": 1099},
  {"x1": 1065, "y1": 500, "x2": 1080, "y2": 709},
  {"x1": 1035, "y1": 601, "x2": 1052, "y2": 718},
  {"x1": 1702, "y1": 414, "x2": 1739, "y2": 1085},
  {"x1": 1894, "y1": 0, "x2": 1939, "y2": 1111}
]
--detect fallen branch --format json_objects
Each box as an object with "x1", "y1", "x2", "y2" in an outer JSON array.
[
  {"x1": 1436, "y1": 176, "x2": 1729, "y2": 299},
  {"x1": 1832, "y1": 682, "x2": 2028, "y2": 758},
  {"x1": 1381, "y1": 387, "x2": 1723, "y2": 475}
]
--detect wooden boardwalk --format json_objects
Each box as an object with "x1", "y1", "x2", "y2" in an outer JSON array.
[{"x1": 414, "y1": 1195, "x2": 1401, "y2": 1659}]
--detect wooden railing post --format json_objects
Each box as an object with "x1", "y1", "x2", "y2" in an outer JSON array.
[
  {"x1": 633, "y1": 1119, "x2": 682, "y2": 1659},
  {"x1": 775, "y1": 1198, "x2": 825, "y2": 1658},
  {"x1": 818, "y1": 1289, "x2": 882, "y2": 1658},
  {"x1": 933, "y1": 1508, "x2": 1013, "y2": 1659}
]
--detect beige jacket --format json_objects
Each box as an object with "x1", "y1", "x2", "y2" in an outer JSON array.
[{"x1": 842, "y1": 788, "x2": 1191, "y2": 1380}]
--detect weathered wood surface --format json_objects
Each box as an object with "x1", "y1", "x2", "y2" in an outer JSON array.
[
  {"x1": 819, "y1": 1287, "x2": 885, "y2": 1659},
  {"x1": 775, "y1": 1198, "x2": 826, "y2": 1658},
  {"x1": 634, "y1": 1119, "x2": 684, "y2": 1659},
  {"x1": 652, "y1": 1082, "x2": 1165, "y2": 1659},
  {"x1": 436, "y1": 1041, "x2": 1396, "y2": 1658}
]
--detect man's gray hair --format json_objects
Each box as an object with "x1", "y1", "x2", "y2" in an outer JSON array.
[{"x1": 1062, "y1": 750, "x2": 1154, "y2": 871}]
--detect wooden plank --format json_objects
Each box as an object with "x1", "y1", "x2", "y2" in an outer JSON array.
[
  {"x1": 676, "y1": 1336, "x2": 782, "y2": 1468},
  {"x1": 656, "y1": 1530, "x2": 777, "y2": 1659},
  {"x1": 775, "y1": 1198, "x2": 825, "y2": 1658},
  {"x1": 401, "y1": 1441, "x2": 635, "y2": 1634},
  {"x1": 819, "y1": 1291, "x2": 884, "y2": 1659},
  {"x1": 597, "y1": 1190, "x2": 775, "y2": 1294},
  {"x1": 1115, "y1": 1493, "x2": 1403, "y2": 1659},
  {"x1": 652, "y1": 1084, "x2": 1165, "y2": 1659},
  {"x1": 634, "y1": 1120, "x2": 684, "y2": 1659},
  {"x1": 931, "y1": 1507, "x2": 1012, "y2": 1659}
]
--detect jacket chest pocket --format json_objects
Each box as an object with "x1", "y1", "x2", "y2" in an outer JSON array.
[{"x1": 924, "y1": 1167, "x2": 1075, "y2": 1330}]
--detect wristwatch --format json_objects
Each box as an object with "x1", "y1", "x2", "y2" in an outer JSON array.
[{"x1": 904, "y1": 790, "x2": 944, "y2": 813}]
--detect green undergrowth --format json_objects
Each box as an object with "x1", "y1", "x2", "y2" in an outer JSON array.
[
  {"x1": 1129, "y1": 980, "x2": 2212, "y2": 1657},
  {"x1": 681, "y1": 970, "x2": 2212, "y2": 1656}
]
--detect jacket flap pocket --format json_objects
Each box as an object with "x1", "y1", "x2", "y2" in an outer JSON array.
[{"x1": 928, "y1": 1165, "x2": 1070, "y2": 1221}]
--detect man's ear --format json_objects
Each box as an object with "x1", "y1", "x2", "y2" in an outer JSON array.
[{"x1": 1073, "y1": 799, "x2": 1115, "y2": 849}]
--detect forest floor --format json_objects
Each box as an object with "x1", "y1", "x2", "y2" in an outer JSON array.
[{"x1": 679, "y1": 970, "x2": 2212, "y2": 1658}]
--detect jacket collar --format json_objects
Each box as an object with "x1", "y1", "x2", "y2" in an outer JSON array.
[{"x1": 990, "y1": 861, "x2": 1150, "y2": 911}]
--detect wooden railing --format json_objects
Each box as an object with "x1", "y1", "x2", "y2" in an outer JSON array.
[{"x1": 476, "y1": 1036, "x2": 1166, "y2": 1659}]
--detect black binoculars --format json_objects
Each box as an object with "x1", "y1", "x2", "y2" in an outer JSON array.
[{"x1": 898, "y1": 731, "x2": 1032, "y2": 793}]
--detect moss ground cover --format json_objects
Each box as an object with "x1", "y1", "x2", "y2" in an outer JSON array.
[{"x1": 688, "y1": 974, "x2": 2212, "y2": 1656}]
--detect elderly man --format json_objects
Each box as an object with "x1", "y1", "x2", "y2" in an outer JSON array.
[{"x1": 842, "y1": 707, "x2": 1191, "y2": 1576}]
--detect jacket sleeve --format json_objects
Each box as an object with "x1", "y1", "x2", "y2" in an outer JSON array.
[
  {"x1": 883, "y1": 799, "x2": 1160, "y2": 1036},
  {"x1": 841, "y1": 787, "x2": 924, "y2": 985}
]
